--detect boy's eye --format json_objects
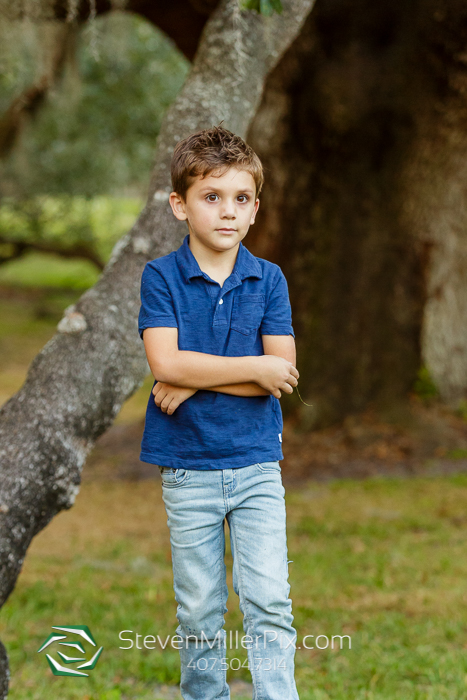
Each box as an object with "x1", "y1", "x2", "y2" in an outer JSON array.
[
  {"x1": 206, "y1": 194, "x2": 219, "y2": 202},
  {"x1": 237, "y1": 195, "x2": 249, "y2": 203}
]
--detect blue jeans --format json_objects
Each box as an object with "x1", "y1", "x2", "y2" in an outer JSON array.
[{"x1": 159, "y1": 461, "x2": 300, "y2": 700}]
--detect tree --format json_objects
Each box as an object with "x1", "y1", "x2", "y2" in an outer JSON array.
[
  {"x1": 0, "y1": 0, "x2": 315, "y2": 695},
  {"x1": 246, "y1": 0, "x2": 467, "y2": 424}
]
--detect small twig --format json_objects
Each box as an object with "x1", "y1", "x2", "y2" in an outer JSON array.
[{"x1": 295, "y1": 385, "x2": 313, "y2": 407}]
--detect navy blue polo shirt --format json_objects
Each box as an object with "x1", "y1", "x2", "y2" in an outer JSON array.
[{"x1": 138, "y1": 234, "x2": 294, "y2": 470}]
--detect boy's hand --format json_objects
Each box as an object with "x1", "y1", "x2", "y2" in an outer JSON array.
[
  {"x1": 254, "y1": 355, "x2": 299, "y2": 399},
  {"x1": 152, "y1": 382, "x2": 197, "y2": 415}
]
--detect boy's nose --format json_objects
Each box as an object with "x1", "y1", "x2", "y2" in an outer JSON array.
[{"x1": 220, "y1": 201, "x2": 236, "y2": 218}]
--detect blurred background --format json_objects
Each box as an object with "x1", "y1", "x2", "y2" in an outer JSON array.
[
  {"x1": 1, "y1": 2, "x2": 467, "y2": 699},
  {"x1": 0, "y1": 10, "x2": 188, "y2": 470}
]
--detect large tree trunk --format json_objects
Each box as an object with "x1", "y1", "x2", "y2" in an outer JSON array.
[
  {"x1": 246, "y1": 0, "x2": 467, "y2": 426},
  {"x1": 0, "y1": 0, "x2": 315, "y2": 694}
]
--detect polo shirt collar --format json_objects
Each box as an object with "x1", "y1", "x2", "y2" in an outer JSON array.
[{"x1": 176, "y1": 234, "x2": 262, "y2": 284}]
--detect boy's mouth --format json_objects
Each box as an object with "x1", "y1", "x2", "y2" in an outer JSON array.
[{"x1": 217, "y1": 228, "x2": 236, "y2": 232}]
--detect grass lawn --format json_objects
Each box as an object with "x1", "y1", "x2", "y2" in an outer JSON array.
[{"x1": 1, "y1": 475, "x2": 467, "y2": 699}]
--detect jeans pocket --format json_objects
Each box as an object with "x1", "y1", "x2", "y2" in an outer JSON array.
[
  {"x1": 256, "y1": 461, "x2": 281, "y2": 473},
  {"x1": 159, "y1": 467, "x2": 190, "y2": 487}
]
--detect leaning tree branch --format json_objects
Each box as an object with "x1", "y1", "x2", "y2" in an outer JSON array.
[
  {"x1": 0, "y1": 0, "x2": 315, "y2": 694},
  {"x1": 0, "y1": 235, "x2": 105, "y2": 269}
]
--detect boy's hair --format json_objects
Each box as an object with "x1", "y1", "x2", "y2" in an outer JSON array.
[{"x1": 171, "y1": 125, "x2": 264, "y2": 199}]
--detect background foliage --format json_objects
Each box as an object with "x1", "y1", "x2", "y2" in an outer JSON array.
[
  {"x1": 0, "y1": 12, "x2": 189, "y2": 285},
  {"x1": 0, "y1": 12, "x2": 189, "y2": 199}
]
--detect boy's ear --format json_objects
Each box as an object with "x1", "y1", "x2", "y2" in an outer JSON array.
[
  {"x1": 250, "y1": 198, "x2": 260, "y2": 225},
  {"x1": 169, "y1": 192, "x2": 187, "y2": 221}
]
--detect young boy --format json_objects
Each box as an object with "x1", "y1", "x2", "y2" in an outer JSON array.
[{"x1": 138, "y1": 126, "x2": 300, "y2": 700}]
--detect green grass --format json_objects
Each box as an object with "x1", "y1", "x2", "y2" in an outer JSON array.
[
  {"x1": 1, "y1": 475, "x2": 467, "y2": 699},
  {"x1": 0, "y1": 252, "x2": 100, "y2": 290},
  {"x1": 446, "y1": 448, "x2": 467, "y2": 460}
]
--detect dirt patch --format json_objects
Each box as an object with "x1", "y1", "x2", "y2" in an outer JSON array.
[
  {"x1": 85, "y1": 419, "x2": 160, "y2": 481},
  {"x1": 282, "y1": 395, "x2": 467, "y2": 483}
]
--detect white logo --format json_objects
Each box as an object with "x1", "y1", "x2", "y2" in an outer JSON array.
[{"x1": 37, "y1": 625, "x2": 103, "y2": 677}]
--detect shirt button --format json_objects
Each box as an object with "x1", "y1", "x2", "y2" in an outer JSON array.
[{"x1": 219, "y1": 299, "x2": 224, "y2": 305}]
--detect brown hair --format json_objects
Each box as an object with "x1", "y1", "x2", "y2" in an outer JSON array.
[{"x1": 171, "y1": 125, "x2": 264, "y2": 199}]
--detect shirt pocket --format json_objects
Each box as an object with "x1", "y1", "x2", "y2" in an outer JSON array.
[{"x1": 230, "y1": 294, "x2": 265, "y2": 336}]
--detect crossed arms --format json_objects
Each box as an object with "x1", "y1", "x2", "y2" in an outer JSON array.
[{"x1": 142, "y1": 326, "x2": 299, "y2": 415}]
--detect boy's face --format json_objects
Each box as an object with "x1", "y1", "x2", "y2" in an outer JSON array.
[{"x1": 169, "y1": 168, "x2": 259, "y2": 257}]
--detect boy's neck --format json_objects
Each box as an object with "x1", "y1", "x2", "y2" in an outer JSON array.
[{"x1": 188, "y1": 235, "x2": 240, "y2": 286}]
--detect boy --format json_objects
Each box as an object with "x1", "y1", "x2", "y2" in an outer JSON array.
[{"x1": 138, "y1": 126, "x2": 300, "y2": 700}]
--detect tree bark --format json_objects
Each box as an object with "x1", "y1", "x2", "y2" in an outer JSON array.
[
  {"x1": 0, "y1": 0, "x2": 315, "y2": 694},
  {"x1": 246, "y1": 0, "x2": 467, "y2": 426}
]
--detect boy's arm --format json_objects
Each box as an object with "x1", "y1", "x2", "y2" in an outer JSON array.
[
  {"x1": 149, "y1": 333, "x2": 297, "y2": 414},
  {"x1": 263, "y1": 333, "x2": 296, "y2": 367},
  {"x1": 143, "y1": 327, "x2": 298, "y2": 397},
  {"x1": 152, "y1": 382, "x2": 267, "y2": 417},
  {"x1": 206, "y1": 334, "x2": 296, "y2": 397},
  {"x1": 205, "y1": 382, "x2": 269, "y2": 396},
  {"x1": 151, "y1": 334, "x2": 296, "y2": 415}
]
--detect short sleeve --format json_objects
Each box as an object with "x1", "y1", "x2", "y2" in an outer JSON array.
[
  {"x1": 260, "y1": 267, "x2": 295, "y2": 338},
  {"x1": 138, "y1": 263, "x2": 178, "y2": 340}
]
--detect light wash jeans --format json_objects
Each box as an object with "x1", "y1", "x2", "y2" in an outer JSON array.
[{"x1": 159, "y1": 461, "x2": 300, "y2": 700}]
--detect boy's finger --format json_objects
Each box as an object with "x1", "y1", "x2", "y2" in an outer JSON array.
[
  {"x1": 160, "y1": 396, "x2": 172, "y2": 412},
  {"x1": 167, "y1": 399, "x2": 179, "y2": 416}
]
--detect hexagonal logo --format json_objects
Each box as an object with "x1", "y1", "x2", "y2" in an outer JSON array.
[{"x1": 37, "y1": 625, "x2": 104, "y2": 677}]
